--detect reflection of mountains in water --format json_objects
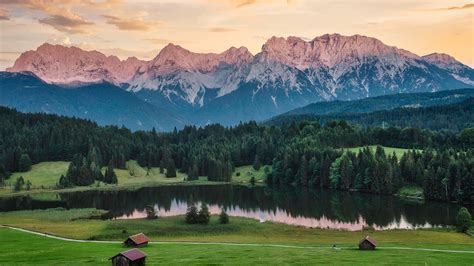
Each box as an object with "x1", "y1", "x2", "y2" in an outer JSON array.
[{"x1": 0, "y1": 185, "x2": 468, "y2": 230}]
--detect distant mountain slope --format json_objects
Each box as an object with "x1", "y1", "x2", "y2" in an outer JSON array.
[
  {"x1": 5, "y1": 34, "x2": 473, "y2": 127},
  {"x1": 278, "y1": 89, "x2": 474, "y2": 116},
  {"x1": 267, "y1": 97, "x2": 474, "y2": 131},
  {"x1": 0, "y1": 72, "x2": 184, "y2": 131}
]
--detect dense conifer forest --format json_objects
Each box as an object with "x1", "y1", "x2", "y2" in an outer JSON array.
[
  {"x1": 1, "y1": 107, "x2": 473, "y2": 203},
  {"x1": 267, "y1": 98, "x2": 474, "y2": 131}
]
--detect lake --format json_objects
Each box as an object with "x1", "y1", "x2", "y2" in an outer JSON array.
[{"x1": 0, "y1": 185, "x2": 471, "y2": 231}]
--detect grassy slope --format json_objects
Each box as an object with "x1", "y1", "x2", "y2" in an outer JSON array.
[
  {"x1": 8, "y1": 161, "x2": 70, "y2": 188},
  {"x1": 1, "y1": 161, "x2": 266, "y2": 197},
  {"x1": 342, "y1": 145, "x2": 419, "y2": 159},
  {"x1": 232, "y1": 165, "x2": 269, "y2": 183},
  {"x1": 0, "y1": 209, "x2": 473, "y2": 265}
]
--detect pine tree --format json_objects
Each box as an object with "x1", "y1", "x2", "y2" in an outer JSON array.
[
  {"x1": 13, "y1": 176, "x2": 25, "y2": 191},
  {"x1": 188, "y1": 164, "x2": 199, "y2": 181},
  {"x1": 18, "y1": 154, "x2": 32, "y2": 172},
  {"x1": 197, "y1": 203, "x2": 211, "y2": 224},
  {"x1": 104, "y1": 161, "x2": 118, "y2": 184},
  {"x1": 159, "y1": 160, "x2": 165, "y2": 174},
  {"x1": 185, "y1": 205, "x2": 198, "y2": 224},
  {"x1": 166, "y1": 159, "x2": 177, "y2": 178},
  {"x1": 219, "y1": 209, "x2": 229, "y2": 224},
  {"x1": 456, "y1": 207, "x2": 472, "y2": 233},
  {"x1": 253, "y1": 154, "x2": 261, "y2": 171}
]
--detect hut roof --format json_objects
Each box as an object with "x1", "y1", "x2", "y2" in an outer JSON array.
[
  {"x1": 111, "y1": 249, "x2": 147, "y2": 261},
  {"x1": 128, "y1": 233, "x2": 150, "y2": 245},
  {"x1": 359, "y1": 236, "x2": 377, "y2": 247}
]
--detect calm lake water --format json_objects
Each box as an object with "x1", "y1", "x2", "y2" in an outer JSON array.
[{"x1": 1, "y1": 185, "x2": 472, "y2": 231}]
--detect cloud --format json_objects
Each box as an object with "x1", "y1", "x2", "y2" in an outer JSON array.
[
  {"x1": 39, "y1": 14, "x2": 94, "y2": 33},
  {"x1": 46, "y1": 36, "x2": 72, "y2": 46},
  {"x1": 432, "y1": 3, "x2": 474, "y2": 11},
  {"x1": 3, "y1": 0, "x2": 97, "y2": 33},
  {"x1": 145, "y1": 38, "x2": 173, "y2": 44},
  {"x1": 103, "y1": 15, "x2": 162, "y2": 31},
  {"x1": 207, "y1": 0, "x2": 296, "y2": 8},
  {"x1": 209, "y1": 27, "x2": 237, "y2": 32},
  {"x1": 0, "y1": 8, "x2": 10, "y2": 20}
]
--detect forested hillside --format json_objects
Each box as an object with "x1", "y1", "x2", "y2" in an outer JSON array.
[
  {"x1": 268, "y1": 98, "x2": 474, "y2": 131},
  {"x1": 1, "y1": 107, "x2": 473, "y2": 203}
]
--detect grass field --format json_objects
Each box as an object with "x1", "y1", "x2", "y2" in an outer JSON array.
[
  {"x1": 342, "y1": 145, "x2": 421, "y2": 159},
  {"x1": 397, "y1": 186, "x2": 424, "y2": 200},
  {"x1": 0, "y1": 161, "x2": 267, "y2": 197},
  {"x1": 0, "y1": 208, "x2": 473, "y2": 265},
  {"x1": 232, "y1": 165, "x2": 270, "y2": 184},
  {"x1": 8, "y1": 161, "x2": 70, "y2": 189}
]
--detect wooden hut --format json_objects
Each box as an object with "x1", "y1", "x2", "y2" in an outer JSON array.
[
  {"x1": 124, "y1": 233, "x2": 149, "y2": 247},
  {"x1": 110, "y1": 248, "x2": 147, "y2": 266},
  {"x1": 359, "y1": 236, "x2": 377, "y2": 250}
]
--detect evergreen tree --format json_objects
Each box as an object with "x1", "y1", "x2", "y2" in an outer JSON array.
[
  {"x1": 456, "y1": 207, "x2": 472, "y2": 233},
  {"x1": 185, "y1": 205, "x2": 198, "y2": 224},
  {"x1": 166, "y1": 159, "x2": 177, "y2": 178},
  {"x1": 250, "y1": 176, "x2": 256, "y2": 186},
  {"x1": 197, "y1": 203, "x2": 211, "y2": 224},
  {"x1": 145, "y1": 205, "x2": 158, "y2": 219},
  {"x1": 219, "y1": 209, "x2": 229, "y2": 224},
  {"x1": 104, "y1": 161, "x2": 118, "y2": 184},
  {"x1": 25, "y1": 180, "x2": 32, "y2": 190},
  {"x1": 13, "y1": 176, "x2": 25, "y2": 192},
  {"x1": 18, "y1": 154, "x2": 32, "y2": 172},
  {"x1": 253, "y1": 155, "x2": 261, "y2": 171},
  {"x1": 188, "y1": 164, "x2": 199, "y2": 181},
  {"x1": 159, "y1": 160, "x2": 165, "y2": 174}
]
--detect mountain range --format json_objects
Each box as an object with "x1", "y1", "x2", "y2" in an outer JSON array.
[{"x1": 3, "y1": 33, "x2": 474, "y2": 130}]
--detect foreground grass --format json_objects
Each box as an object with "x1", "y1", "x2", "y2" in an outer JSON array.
[
  {"x1": 0, "y1": 161, "x2": 265, "y2": 197},
  {"x1": 0, "y1": 209, "x2": 473, "y2": 265},
  {"x1": 1, "y1": 228, "x2": 474, "y2": 265}
]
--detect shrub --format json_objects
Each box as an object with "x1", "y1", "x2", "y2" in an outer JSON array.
[
  {"x1": 185, "y1": 205, "x2": 199, "y2": 224},
  {"x1": 197, "y1": 203, "x2": 211, "y2": 224},
  {"x1": 18, "y1": 154, "x2": 32, "y2": 172},
  {"x1": 145, "y1": 205, "x2": 158, "y2": 219},
  {"x1": 13, "y1": 176, "x2": 25, "y2": 192},
  {"x1": 219, "y1": 210, "x2": 229, "y2": 224},
  {"x1": 456, "y1": 207, "x2": 472, "y2": 233},
  {"x1": 250, "y1": 176, "x2": 256, "y2": 186}
]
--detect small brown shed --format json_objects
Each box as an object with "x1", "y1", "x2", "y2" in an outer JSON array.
[
  {"x1": 124, "y1": 233, "x2": 149, "y2": 247},
  {"x1": 359, "y1": 236, "x2": 377, "y2": 250},
  {"x1": 110, "y1": 248, "x2": 147, "y2": 266}
]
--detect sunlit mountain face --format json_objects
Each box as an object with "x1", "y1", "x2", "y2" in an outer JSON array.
[{"x1": 3, "y1": 33, "x2": 473, "y2": 128}]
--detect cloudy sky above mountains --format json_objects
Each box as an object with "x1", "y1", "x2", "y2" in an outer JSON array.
[{"x1": 0, "y1": 0, "x2": 472, "y2": 70}]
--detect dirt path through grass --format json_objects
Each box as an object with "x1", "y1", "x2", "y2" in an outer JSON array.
[{"x1": 3, "y1": 225, "x2": 474, "y2": 254}]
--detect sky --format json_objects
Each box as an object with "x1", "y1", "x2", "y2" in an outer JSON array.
[{"x1": 0, "y1": 0, "x2": 473, "y2": 70}]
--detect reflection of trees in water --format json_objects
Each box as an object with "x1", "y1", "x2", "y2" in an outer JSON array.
[
  {"x1": 0, "y1": 195, "x2": 66, "y2": 211},
  {"x1": 0, "y1": 185, "x2": 469, "y2": 228}
]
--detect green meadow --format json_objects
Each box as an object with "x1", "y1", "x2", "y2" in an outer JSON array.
[
  {"x1": 0, "y1": 208, "x2": 473, "y2": 265},
  {"x1": 1, "y1": 160, "x2": 268, "y2": 197}
]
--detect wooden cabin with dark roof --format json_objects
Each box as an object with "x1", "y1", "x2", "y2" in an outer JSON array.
[
  {"x1": 359, "y1": 236, "x2": 377, "y2": 250},
  {"x1": 110, "y1": 248, "x2": 147, "y2": 266},
  {"x1": 124, "y1": 233, "x2": 149, "y2": 247}
]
